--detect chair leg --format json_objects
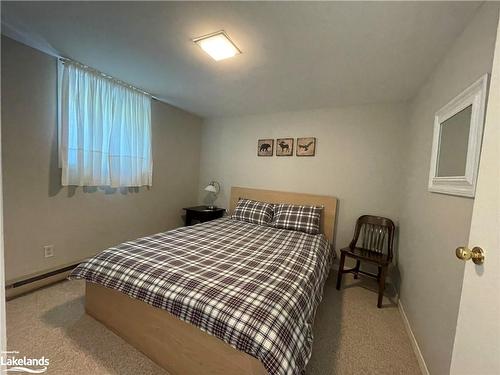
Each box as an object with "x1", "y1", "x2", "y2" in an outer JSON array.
[
  {"x1": 336, "y1": 253, "x2": 346, "y2": 290},
  {"x1": 353, "y1": 260, "x2": 361, "y2": 279},
  {"x1": 377, "y1": 265, "x2": 387, "y2": 308}
]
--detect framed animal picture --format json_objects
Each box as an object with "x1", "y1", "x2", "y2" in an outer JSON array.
[
  {"x1": 296, "y1": 137, "x2": 316, "y2": 156},
  {"x1": 257, "y1": 139, "x2": 274, "y2": 156},
  {"x1": 276, "y1": 138, "x2": 294, "y2": 156}
]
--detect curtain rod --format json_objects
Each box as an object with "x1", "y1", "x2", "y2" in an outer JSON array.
[{"x1": 59, "y1": 57, "x2": 158, "y2": 100}]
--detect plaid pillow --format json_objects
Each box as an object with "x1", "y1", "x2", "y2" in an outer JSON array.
[
  {"x1": 231, "y1": 198, "x2": 274, "y2": 225},
  {"x1": 272, "y1": 204, "x2": 322, "y2": 235}
]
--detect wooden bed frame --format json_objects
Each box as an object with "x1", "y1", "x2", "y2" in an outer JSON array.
[{"x1": 85, "y1": 187, "x2": 337, "y2": 375}]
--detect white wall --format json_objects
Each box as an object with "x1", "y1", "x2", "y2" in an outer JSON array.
[
  {"x1": 398, "y1": 3, "x2": 499, "y2": 375},
  {"x1": 1, "y1": 37, "x2": 203, "y2": 281},
  {"x1": 199, "y1": 103, "x2": 408, "y2": 252}
]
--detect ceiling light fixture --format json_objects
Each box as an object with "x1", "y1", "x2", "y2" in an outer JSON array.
[{"x1": 193, "y1": 30, "x2": 241, "y2": 61}]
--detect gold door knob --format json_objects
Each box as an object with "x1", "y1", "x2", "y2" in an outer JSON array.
[{"x1": 456, "y1": 246, "x2": 485, "y2": 265}]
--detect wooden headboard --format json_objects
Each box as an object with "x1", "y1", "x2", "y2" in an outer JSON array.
[{"x1": 229, "y1": 186, "x2": 338, "y2": 244}]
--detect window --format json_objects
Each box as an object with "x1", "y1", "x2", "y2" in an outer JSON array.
[{"x1": 58, "y1": 60, "x2": 152, "y2": 187}]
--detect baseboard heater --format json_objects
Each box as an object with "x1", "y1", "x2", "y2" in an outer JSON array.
[{"x1": 5, "y1": 263, "x2": 79, "y2": 300}]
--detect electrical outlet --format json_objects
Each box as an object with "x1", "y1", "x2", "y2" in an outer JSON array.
[{"x1": 43, "y1": 245, "x2": 54, "y2": 258}]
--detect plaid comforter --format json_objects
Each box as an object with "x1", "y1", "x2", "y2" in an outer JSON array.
[{"x1": 70, "y1": 218, "x2": 333, "y2": 375}]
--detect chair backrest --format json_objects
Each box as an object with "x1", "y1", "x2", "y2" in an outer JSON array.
[{"x1": 349, "y1": 215, "x2": 396, "y2": 261}]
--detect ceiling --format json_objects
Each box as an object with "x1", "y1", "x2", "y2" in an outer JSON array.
[{"x1": 1, "y1": 1, "x2": 482, "y2": 118}]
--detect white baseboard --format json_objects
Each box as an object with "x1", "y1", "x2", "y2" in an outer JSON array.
[{"x1": 398, "y1": 300, "x2": 430, "y2": 375}]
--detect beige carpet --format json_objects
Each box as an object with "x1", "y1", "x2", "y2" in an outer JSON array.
[{"x1": 6, "y1": 272, "x2": 420, "y2": 375}]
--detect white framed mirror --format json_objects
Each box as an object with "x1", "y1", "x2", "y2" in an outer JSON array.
[{"x1": 428, "y1": 74, "x2": 489, "y2": 197}]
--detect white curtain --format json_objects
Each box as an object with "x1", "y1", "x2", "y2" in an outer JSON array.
[{"x1": 58, "y1": 60, "x2": 152, "y2": 187}]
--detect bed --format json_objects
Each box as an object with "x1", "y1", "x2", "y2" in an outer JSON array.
[{"x1": 70, "y1": 187, "x2": 337, "y2": 375}]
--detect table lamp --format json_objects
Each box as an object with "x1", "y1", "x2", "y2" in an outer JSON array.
[{"x1": 204, "y1": 181, "x2": 220, "y2": 210}]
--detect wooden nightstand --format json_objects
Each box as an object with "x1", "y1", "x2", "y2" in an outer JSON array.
[{"x1": 183, "y1": 206, "x2": 225, "y2": 226}]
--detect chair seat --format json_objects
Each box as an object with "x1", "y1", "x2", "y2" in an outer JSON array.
[{"x1": 340, "y1": 246, "x2": 390, "y2": 264}]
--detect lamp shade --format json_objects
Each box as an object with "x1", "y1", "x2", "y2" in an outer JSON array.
[{"x1": 204, "y1": 184, "x2": 217, "y2": 193}]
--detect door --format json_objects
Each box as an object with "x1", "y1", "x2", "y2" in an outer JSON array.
[
  {"x1": 0, "y1": 59, "x2": 5, "y2": 370},
  {"x1": 450, "y1": 10, "x2": 500, "y2": 375}
]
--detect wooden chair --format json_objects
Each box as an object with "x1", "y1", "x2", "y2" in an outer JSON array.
[{"x1": 336, "y1": 215, "x2": 395, "y2": 308}]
